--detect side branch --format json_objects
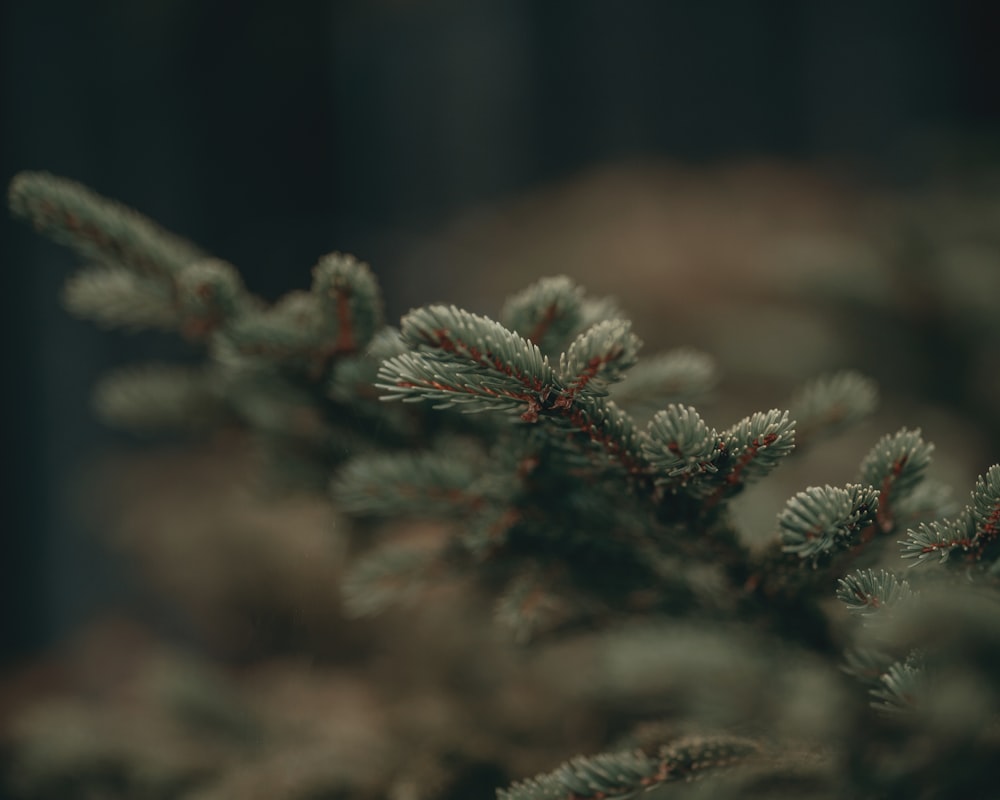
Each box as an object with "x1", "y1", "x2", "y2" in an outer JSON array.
[
  {"x1": 421, "y1": 326, "x2": 546, "y2": 393},
  {"x1": 9, "y1": 171, "x2": 203, "y2": 278}
]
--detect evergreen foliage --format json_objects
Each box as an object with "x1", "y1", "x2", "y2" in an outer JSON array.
[
  {"x1": 902, "y1": 463, "x2": 1000, "y2": 567},
  {"x1": 498, "y1": 736, "x2": 760, "y2": 800},
  {"x1": 608, "y1": 348, "x2": 717, "y2": 421},
  {"x1": 835, "y1": 568, "x2": 915, "y2": 615},
  {"x1": 787, "y1": 369, "x2": 878, "y2": 448},
  {"x1": 778, "y1": 484, "x2": 879, "y2": 564},
  {"x1": 7, "y1": 171, "x2": 1000, "y2": 799}
]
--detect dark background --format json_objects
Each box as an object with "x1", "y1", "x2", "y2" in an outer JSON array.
[{"x1": 2, "y1": 0, "x2": 998, "y2": 664}]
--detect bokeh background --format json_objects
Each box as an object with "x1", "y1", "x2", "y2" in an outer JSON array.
[{"x1": 2, "y1": 0, "x2": 999, "y2": 667}]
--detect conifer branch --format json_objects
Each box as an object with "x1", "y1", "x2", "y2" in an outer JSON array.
[
  {"x1": 859, "y1": 428, "x2": 934, "y2": 533},
  {"x1": 332, "y1": 449, "x2": 498, "y2": 518},
  {"x1": 494, "y1": 567, "x2": 573, "y2": 644},
  {"x1": 8, "y1": 171, "x2": 204, "y2": 278},
  {"x1": 500, "y1": 275, "x2": 622, "y2": 356},
  {"x1": 378, "y1": 305, "x2": 556, "y2": 419},
  {"x1": 62, "y1": 266, "x2": 179, "y2": 331},
  {"x1": 93, "y1": 364, "x2": 227, "y2": 433},
  {"x1": 221, "y1": 293, "x2": 328, "y2": 362},
  {"x1": 643, "y1": 404, "x2": 721, "y2": 487},
  {"x1": 610, "y1": 348, "x2": 716, "y2": 417},
  {"x1": 842, "y1": 646, "x2": 896, "y2": 688},
  {"x1": 713, "y1": 410, "x2": 796, "y2": 499},
  {"x1": 341, "y1": 544, "x2": 444, "y2": 617},
  {"x1": 971, "y1": 464, "x2": 1000, "y2": 546},
  {"x1": 460, "y1": 504, "x2": 524, "y2": 556},
  {"x1": 378, "y1": 352, "x2": 546, "y2": 416},
  {"x1": 901, "y1": 465, "x2": 1000, "y2": 567},
  {"x1": 498, "y1": 736, "x2": 760, "y2": 800},
  {"x1": 557, "y1": 320, "x2": 641, "y2": 403},
  {"x1": 218, "y1": 255, "x2": 381, "y2": 378},
  {"x1": 901, "y1": 515, "x2": 978, "y2": 565},
  {"x1": 789, "y1": 370, "x2": 878, "y2": 448},
  {"x1": 557, "y1": 397, "x2": 649, "y2": 478},
  {"x1": 643, "y1": 407, "x2": 795, "y2": 504},
  {"x1": 327, "y1": 337, "x2": 419, "y2": 438},
  {"x1": 62, "y1": 256, "x2": 249, "y2": 339},
  {"x1": 16, "y1": 171, "x2": 1000, "y2": 800},
  {"x1": 401, "y1": 305, "x2": 552, "y2": 381},
  {"x1": 309, "y1": 252, "x2": 384, "y2": 355},
  {"x1": 174, "y1": 259, "x2": 249, "y2": 339},
  {"x1": 892, "y1": 478, "x2": 958, "y2": 527},
  {"x1": 379, "y1": 307, "x2": 650, "y2": 479},
  {"x1": 501, "y1": 275, "x2": 588, "y2": 354},
  {"x1": 836, "y1": 569, "x2": 915, "y2": 615},
  {"x1": 870, "y1": 651, "x2": 925, "y2": 714},
  {"x1": 779, "y1": 484, "x2": 880, "y2": 564}
]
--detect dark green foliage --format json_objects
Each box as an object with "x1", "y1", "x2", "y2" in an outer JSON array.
[
  {"x1": 500, "y1": 275, "x2": 623, "y2": 356},
  {"x1": 8, "y1": 172, "x2": 1000, "y2": 800},
  {"x1": 92, "y1": 364, "x2": 228, "y2": 433},
  {"x1": 869, "y1": 650, "x2": 926, "y2": 714},
  {"x1": 9, "y1": 171, "x2": 204, "y2": 276},
  {"x1": 643, "y1": 405, "x2": 719, "y2": 483},
  {"x1": 836, "y1": 568, "x2": 915, "y2": 615},
  {"x1": 779, "y1": 484, "x2": 879, "y2": 564},
  {"x1": 902, "y1": 463, "x2": 1000, "y2": 568},
  {"x1": 498, "y1": 736, "x2": 760, "y2": 800},
  {"x1": 788, "y1": 370, "x2": 878, "y2": 449},
  {"x1": 609, "y1": 348, "x2": 716, "y2": 421},
  {"x1": 858, "y1": 428, "x2": 934, "y2": 533}
]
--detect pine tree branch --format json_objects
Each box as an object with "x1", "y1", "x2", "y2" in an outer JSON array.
[
  {"x1": 709, "y1": 410, "x2": 796, "y2": 503},
  {"x1": 870, "y1": 651, "x2": 925, "y2": 715},
  {"x1": 779, "y1": 484, "x2": 880, "y2": 564},
  {"x1": 556, "y1": 320, "x2": 641, "y2": 404},
  {"x1": 379, "y1": 307, "x2": 652, "y2": 480},
  {"x1": 972, "y1": 464, "x2": 1000, "y2": 547},
  {"x1": 843, "y1": 646, "x2": 896, "y2": 688},
  {"x1": 93, "y1": 364, "x2": 228, "y2": 433},
  {"x1": 498, "y1": 736, "x2": 760, "y2": 800},
  {"x1": 332, "y1": 448, "x2": 500, "y2": 518},
  {"x1": 858, "y1": 428, "x2": 934, "y2": 534},
  {"x1": 643, "y1": 404, "x2": 721, "y2": 488},
  {"x1": 378, "y1": 305, "x2": 556, "y2": 419},
  {"x1": 9, "y1": 171, "x2": 204, "y2": 278},
  {"x1": 642, "y1": 406, "x2": 796, "y2": 512},
  {"x1": 309, "y1": 252, "x2": 384, "y2": 356},
  {"x1": 501, "y1": 275, "x2": 588, "y2": 354},
  {"x1": 174, "y1": 259, "x2": 249, "y2": 340},
  {"x1": 62, "y1": 266, "x2": 179, "y2": 331},
  {"x1": 901, "y1": 515, "x2": 978, "y2": 565},
  {"x1": 327, "y1": 337, "x2": 420, "y2": 440},
  {"x1": 556, "y1": 397, "x2": 649, "y2": 479},
  {"x1": 500, "y1": 275, "x2": 623, "y2": 356},
  {"x1": 221, "y1": 293, "x2": 329, "y2": 362},
  {"x1": 789, "y1": 370, "x2": 878, "y2": 450},
  {"x1": 892, "y1": 478, "x2": 958, "y2": 527},
  {"x1": 61, "y1": 257, "x2": 248, "y2": 339},
  {"x1": 378, "y1": 352, "x2": 544, "y2": 415},
  {"x1": 610, "y1": 348, "x2": 716, "y2": 418},
  {"x1": 494, "y1": 567, "x2": 574, "y2": 644},
  {"x1": 836, "y1": 569, "x2": 915, "y2": 616},
  {"x1": 217, "y1": 255, "x2": 382, "y2": 380},
  {"x1": 341, "y1": 543, "x2": 445, "y2": 617},
  {"x1": 901, "y1": 465, "x2": 1000, "y2": 567}
]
